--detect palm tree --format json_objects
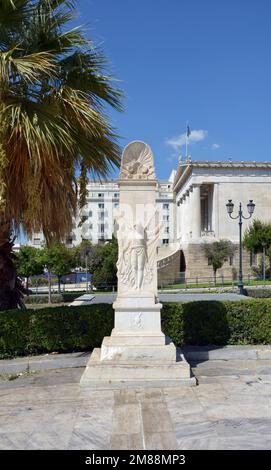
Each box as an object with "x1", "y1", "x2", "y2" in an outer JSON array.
[{"x1": 0, "y1": 0, "x2": 123, "y2": 309}]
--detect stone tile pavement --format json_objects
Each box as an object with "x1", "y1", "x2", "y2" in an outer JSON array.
[{"x1": 1, "y1": 356, "x2": 271, "y2": 450}]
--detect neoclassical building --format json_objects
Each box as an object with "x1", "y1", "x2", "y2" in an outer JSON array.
[{"x1": 171, "y1": 160, "x2": 271, "y2": 281}]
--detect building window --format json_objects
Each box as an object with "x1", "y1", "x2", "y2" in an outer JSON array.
[
  {"x1": 162, "y1": 239, "x2": 169, "y2": 245},
  {"x1": 98, "y1": 193, "x2": 104, "y2": 198},
  {"x1": 114, "y1": 193, "x2": 119, "y2": 198},
  {"x1": 114, "y1": 203, "x2": 119, "y2": 208},
  {"x1": 163, "y1": 203, "x2": 169, "y2": 210},
  {"x1": 165, "y1": 227, "x2": 170, "y2": 233},
  {"x1": 163, "y1": 215, "x2": 169, "y2": 222},
  {"x1": 208, "y1": 257, "x2": 212, "y2": 266},
  {"x1": 229, "y1": 256, "x2": 234, "y2": 266},
  {"x1": 98, "y1": 203, "x2": 104, "y2": 209},
  {"x1": 33, "y1": 238, "x2": 40, "y2": 245}
]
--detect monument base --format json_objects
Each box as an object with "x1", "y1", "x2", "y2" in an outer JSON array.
[
  {"x1": 80, "y1": 296, "x2": 196, "y2": 389},
  {"x1": 80, "y1": 345, "x2": 196, "y2": 390}
]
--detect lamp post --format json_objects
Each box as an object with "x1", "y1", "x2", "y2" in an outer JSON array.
[
  {"x1": 262, "y1": 242, "x2": 267, "y2": 283},
  {"x1": 226, "y1": 199, "x2": 255, "y2": 295}
]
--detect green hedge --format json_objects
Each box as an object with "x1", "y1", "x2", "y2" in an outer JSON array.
[
  {"x1": 0, "y1": 304, "x2": 114, "y2": 359},
  {"x1": 24, "y1": 292, "x2": 81, "y2": 304},
  {"x1": 24, "y1": 294, "x2": 64, "y2": 304},
  {"x1": 246, "y1": 288, "x2": 271, "y2": 298},
  {"x1": 0, "y1": 300, "x2": 271, "y2": 358},
  {"x1": 162, "y1": 300, "x2": 271, "y2": 346}
]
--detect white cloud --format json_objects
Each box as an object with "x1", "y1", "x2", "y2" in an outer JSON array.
[
  {"x1": 166, "y1": 129, "x2": 208, "y2": 150},
  {"x1": 212, "y1": 143, "x2": 220, "y2": 150}
]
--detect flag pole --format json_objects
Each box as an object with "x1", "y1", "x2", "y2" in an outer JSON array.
[{"x1": 186, "y1": 121, "x2": 188, "y2": 159}]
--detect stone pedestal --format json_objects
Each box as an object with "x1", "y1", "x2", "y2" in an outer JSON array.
[{"x1": 80, "y1": 141, "x2": 195, "y2": 389}]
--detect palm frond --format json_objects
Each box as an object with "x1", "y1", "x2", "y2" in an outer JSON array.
[{"x1": 0, "y1": 0, "x2": 123, "y2": 244}]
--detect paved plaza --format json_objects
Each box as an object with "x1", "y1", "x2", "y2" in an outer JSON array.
[{"x1": 1, "y1": 350, "x2": 271, "y2": 450}]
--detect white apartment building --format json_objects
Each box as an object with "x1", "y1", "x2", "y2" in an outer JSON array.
[{"x1": 29, "y1": 174, "x2": 176, "y2": 248}]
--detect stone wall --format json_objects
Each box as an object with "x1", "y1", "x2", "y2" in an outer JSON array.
[
  {"x1": 157, "y1": 244, "x2": 259, "y2": 285},
  {"x1": 158, "y1": 250, "x2": 181, "y2": 285},
  {"x1": 181, "y1": 243, "x2": 254, "y2": 283}
]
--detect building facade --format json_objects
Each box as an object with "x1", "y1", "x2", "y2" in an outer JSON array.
[
  {"x1": 29, "y1": 175, "x2": 176, "y2": 248},
  {"x1": 28, "y1": 160, "x2": 271, "y2": 283},
  {"x1": 174, "y1": 161, "x2": 271, "y2": 280}
]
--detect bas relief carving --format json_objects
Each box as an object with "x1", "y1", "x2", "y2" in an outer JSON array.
[
  {"x1": 116, "y1": 211, "x2": 163, "y2": 291},
  {"x1": 120, "y1": 141, "x2": 156, "y2": 181}
]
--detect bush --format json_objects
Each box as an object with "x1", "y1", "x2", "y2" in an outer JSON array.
[
  {"x1": 0, "y1": 304, "x2": 114, "y2": 358},
  {"x1": 246, "y1": 288, "x2": 271, "y2": 298},
  {"x1": 24, "y1": 294, "x2": 64, "y2": 304},
  {"x1": 0, "y1": 300, "x2": 271, "y2": 359},
  {"x1": 162, "y1": 300, "x2": 271, "y2": 346}
]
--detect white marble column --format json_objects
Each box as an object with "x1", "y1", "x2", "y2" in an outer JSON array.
[
  {"x1": 212, "y1": 183, "x2": 219, "y2": 238},
  {"x1": 181, "y1": 195, "x2": 188, "y2": 241},
  {"x1": 190, "y1": 185, "x2": 201, "y2": 240}
]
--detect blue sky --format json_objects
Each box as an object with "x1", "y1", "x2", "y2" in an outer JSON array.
[{"x1": 76, "y1": 0, "x2": 271, "y2": 180}]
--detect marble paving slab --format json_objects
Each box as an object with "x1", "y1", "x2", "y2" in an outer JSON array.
[{"x1": 1, "y1": 361, "x2": 271, "y2": 450}]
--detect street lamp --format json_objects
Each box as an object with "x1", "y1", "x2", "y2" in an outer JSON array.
[
  {"x1": 262, "y1": 241, "x2": 267, "y2": 283},
  {"x1": 226, "y1": 199, "x2": 255, "y2": 295}
]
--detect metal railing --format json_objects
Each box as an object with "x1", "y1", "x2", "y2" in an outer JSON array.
[{"x1": 158, "y1": 274, "x2": 271, "y2": 291}]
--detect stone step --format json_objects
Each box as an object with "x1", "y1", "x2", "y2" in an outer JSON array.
[{"x1": 80, "y1": 348, "x2": 196, "y2": 389}]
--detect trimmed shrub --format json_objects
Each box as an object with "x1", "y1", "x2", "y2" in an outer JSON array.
[
  {"x1": 0, "y1": 304, "x2": 114, "y2": 358},
  {"x1": 24, "y1": 294, "x2": 64, "y2": 304},
  {"x1": 0, "y1": 309, "x2": 31, "y2": 358},
  {"x1": 246, "y1": 288, "x2": 271, "y2": 298},
  {"x1": 162, "y1": 300, "x2": 271, "y2": 346},
  {"x1": 0, "y1": 300, "x2": 271, "y2": 358}
]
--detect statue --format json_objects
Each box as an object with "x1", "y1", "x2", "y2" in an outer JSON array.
[
  {"x1": 116, "y1": 211, "x2": 163, "y2": 291},
  {"x1": 80, "y1": 140, "x2": 195, "y2": 387}
]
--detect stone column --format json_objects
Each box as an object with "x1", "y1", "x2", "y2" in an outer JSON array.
[
  {"x1": 177, "y1": 200, "x2": 182, "y2": 239},
  {"x1": 212, "y1": 183, "x2": 219, "y2": 238},
  {"x1": 190, "y1": 185, "x2": 201, "y2": 240},
  {"x1": 180, "y1": 194, "x2": 188, "y2": 240}
]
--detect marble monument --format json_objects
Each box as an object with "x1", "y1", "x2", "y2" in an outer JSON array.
[{"x1": 80, "y1": 141, "x2": 195, "y2": 387}]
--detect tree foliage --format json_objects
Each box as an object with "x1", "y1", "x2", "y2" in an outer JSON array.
[
  {"x1": 92, "y1": 237, "x2": 118, "y2": 288},
  {"x1": 202, "y1": 239, "x2": 236, "y2": 283},
  {"x1": 41, "y1": 242, "x2": 77, "y2": 292},
  {"x1": 75, "y1": 237, "x2": 118, "y2": 288},
  {"x1": 243, "y1": 219, "x2": 271, "y2": 255},
  {"x1": 0, "y1": 0, "x2": 123, "y2": 309},
  {"x1": 243, "y1": 219, "x2": 271, "y2": 278},
  {"x1": 15, "y1": 245, "x2": 44, "y2": 289}
]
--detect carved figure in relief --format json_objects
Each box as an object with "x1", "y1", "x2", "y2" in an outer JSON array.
[{"x1": 116, "y1": 211, "x2": 163, "y2": 290}]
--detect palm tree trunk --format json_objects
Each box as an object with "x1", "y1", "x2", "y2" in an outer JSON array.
[{"x1": 0, "y1": 221, "x2": 25, "y2": 310}]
